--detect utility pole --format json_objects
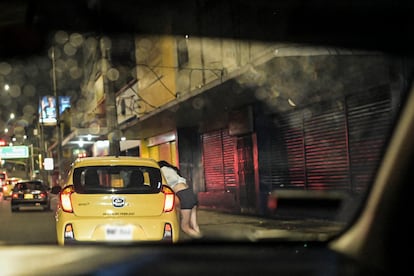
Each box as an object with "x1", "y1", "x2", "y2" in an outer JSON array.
[
  {"x1": 29, "y1": 144, "x2": 34, "y2": 179},
  {"x1": 51, "y1": 46, "x2": 63, "y2": 185},
  {"x1": 100, "y1": 37, "x2": 121, "y2": 156}
]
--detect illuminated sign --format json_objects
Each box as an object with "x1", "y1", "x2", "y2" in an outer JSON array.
[
  {"x1": 39, "y1": 95, "x2": 71, "y2": 125},
  {"x1": 44, "y1": 158, "x2": 54, "y2": 170},
  {"x1": 0, "y1": 146, "x2": 29, "y2": 159}
]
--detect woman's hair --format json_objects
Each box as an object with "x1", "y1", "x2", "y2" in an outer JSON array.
[{"x1": 158, "y1": 160, "x2": 182, "y2": 176}]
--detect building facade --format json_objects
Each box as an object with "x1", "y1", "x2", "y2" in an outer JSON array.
[{"x1": 50, "y1": 32, "x2": 408, "y2": 216}]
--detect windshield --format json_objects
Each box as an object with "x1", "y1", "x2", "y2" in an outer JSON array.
[{"x1": 0, "y1": 0, "x2": 411, "y2": 247}]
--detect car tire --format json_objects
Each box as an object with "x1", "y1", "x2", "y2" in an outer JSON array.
[{"x1": 11, "y1": 207, "x2": 18, "y2": 212}]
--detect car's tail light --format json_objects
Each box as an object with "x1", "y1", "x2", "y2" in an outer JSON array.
[
  {"x1": 162, "y1": 223, "x2": 173, "y2": 242},
  {"x1": 60, "y1": 186, "x2": 74, "y2": 213},
  {"x1": 267, "y1": 195, "x2": 278, "y2": 211},
  {"x1": 39, "y1": 192, "x2": 47, "y2": 198},
  {"x1": 11, "y1": 193, "x2": 19, "y2": 199},
  {"x1": 162, "y1": 185, "x2": 175, "y2": 212}
]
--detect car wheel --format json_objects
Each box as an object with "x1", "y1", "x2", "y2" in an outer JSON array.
[{"x1": 11, "y1": 207, "x2": 18, "y2": 212}]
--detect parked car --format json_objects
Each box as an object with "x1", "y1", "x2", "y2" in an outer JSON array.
[
  {"x1": 10, "y1": 180, "x2": 51, "y2": 212},
  {"x1": 2, "y1": 177, "x2": 21, "y2": 200},
  {"x1": 55, "y1": 156, "x2": 179, "y2": 245}
]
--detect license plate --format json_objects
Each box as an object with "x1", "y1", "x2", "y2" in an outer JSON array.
[
  {"x1": 24, "y1": 194, "x2": 33, "y2": 199},
  {"x1": 105, "y1": 225, "x2": 133, "y2": 241}
]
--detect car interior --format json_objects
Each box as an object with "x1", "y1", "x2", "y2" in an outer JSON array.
[{"x1": 0, "y1": 0, "x2": 412, "y2": 275}]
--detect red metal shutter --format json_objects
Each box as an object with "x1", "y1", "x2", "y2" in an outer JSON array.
[
  {"x1": 202, "y1": 129, "x2": 236, "y2": 192},
  {"x1": 303, "y1": 106, "x2": 349, "y2": 190},
  {"x1": 276, "y1": 85, "x2": 391, "y2": 192},
  {"x1": 203, "y1": 130, "x2": 225, "y2": 191}
]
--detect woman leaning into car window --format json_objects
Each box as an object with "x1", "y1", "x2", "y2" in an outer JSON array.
[{"x1": 158, "y1": 160, "x2": 202, "y2": 238}]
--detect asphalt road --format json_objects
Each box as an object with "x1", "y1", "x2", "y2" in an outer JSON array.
[
  {"x1": 0, "y1": 193, "x2": 58, "y2": 245},
  {"x1": 0, "y1": 192, "x2": 344, "y2": 245}
]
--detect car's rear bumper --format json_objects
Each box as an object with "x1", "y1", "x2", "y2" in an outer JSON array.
[
  {"x1": 11, "y1": 200, "x2": 50, "y2": 211},
  {"x1": 2, "y1": 193, "x2": 12, "y2": 198},
  {"x1": 56, "y1": 210, "x2": 180, "y2": 244}
]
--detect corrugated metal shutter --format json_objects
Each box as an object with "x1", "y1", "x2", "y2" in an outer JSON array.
[
  {"x1": 202, "y1": 129, "x2": 236, "y2": 192},
  {"x1": 304, "y1": 106, "x2": 349, "y2": 190},
  {"x1": 347, "y1": 85, "x2": 391, "y2": 192},
  {"x1": 256, "y1": 115, "x2": 290, "y2": 191},
  {"x1": 272, "y1": 85, "x2": 391, "y2": 192},
  {"x1": 223, "y1": 133, "x2": 237, "y2": 191},
  {"x1": 281, "y1": 114, "x2": 306, "y2": 188}
]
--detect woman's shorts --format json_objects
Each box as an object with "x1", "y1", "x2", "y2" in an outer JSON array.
[{"x1": 176, "y1": 188, "x2": 198, "y2": 209}]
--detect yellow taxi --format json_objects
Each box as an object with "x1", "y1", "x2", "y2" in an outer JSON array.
[
  {"x1": 55, "y1": 156, "x2": 180, "y2": 245},
  {"x1": 2, "y1": 177, "x2": 21, "y2": 200}
]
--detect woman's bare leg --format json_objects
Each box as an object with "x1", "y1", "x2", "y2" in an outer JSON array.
[
  {"x1": 190, "y1": 206, "x2": 200, "y2": 233},
  {"x1": 180, "y1": 209, "x2": 201, "y2": 237}
]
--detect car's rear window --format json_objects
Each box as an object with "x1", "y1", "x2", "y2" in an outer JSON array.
[
  {"x1": 14, "y1": 182, "x2": 45, "y2": 191},
  {"x1": 73, "y1": 166, "x2": 163, "y2": 194}
]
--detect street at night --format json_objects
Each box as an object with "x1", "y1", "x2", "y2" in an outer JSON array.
[{"x1": 0, "y1": 192, "x2": 343, "y2": 245}]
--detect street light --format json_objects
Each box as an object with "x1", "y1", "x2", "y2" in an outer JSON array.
[{"x1": 4, "y1": 113, "x2": 15, "y2": 134}]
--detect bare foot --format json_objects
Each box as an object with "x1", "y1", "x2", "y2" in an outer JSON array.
[{"x1": 182, "y1": 227, "x2": 203, "y2": 238}]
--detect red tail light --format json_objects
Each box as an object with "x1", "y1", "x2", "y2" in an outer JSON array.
[
  {"x1": 39, "y1": 192, "x2": 47, "y2": 198},
  {"x1": 162, "y1": 185, "x2": 175, "y2": 212},
  {"x1": 60, "y1": 186, "x2": 74, "y2": 213}
]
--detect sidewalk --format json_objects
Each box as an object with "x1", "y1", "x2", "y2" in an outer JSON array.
[
  {"x1": 179, "y1": 208, "x2": 345, "y2": 241},
  {"x1": 178, "y1": 209, "x2": 264, "y2": 241}
]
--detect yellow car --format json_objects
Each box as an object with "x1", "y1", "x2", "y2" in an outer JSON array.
[
  {"x1": 2, "y1": 177, "x2": 21, "y2": 200},
  {"x1": 55, "y1": 156, "x2": 180, "y2": 245}
]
